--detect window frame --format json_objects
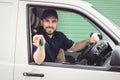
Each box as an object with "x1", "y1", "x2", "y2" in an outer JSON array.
[{"x1": 26, "y1": 4, "x2": 113, "y2": 71}]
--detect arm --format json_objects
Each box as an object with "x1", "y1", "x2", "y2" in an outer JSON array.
[
  {"x1": 33, "y1": 34, "x2": 46, "y2": 65},
  {"x1": 69, "y1": 36, "x2": 99, "y2": 52}
]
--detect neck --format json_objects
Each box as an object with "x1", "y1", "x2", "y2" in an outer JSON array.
[{"x1": 48, "y1": 34, "x2": 53, "y2": 38}]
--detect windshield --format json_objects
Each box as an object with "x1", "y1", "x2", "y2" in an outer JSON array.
[
  {"x1": 90, "y1": 6, "x2": 120, "y2": 43},
  {"x1": 92, "y1": 6, "x2": 120, "y2": 29}
]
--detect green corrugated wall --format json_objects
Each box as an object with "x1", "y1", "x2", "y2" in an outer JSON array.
[
  {"x1": 85, "y1": 0, "x2": 120, "y2": 26},
  {"x1": 57, "y1": 0, "x2": 120, "y2": 41}
]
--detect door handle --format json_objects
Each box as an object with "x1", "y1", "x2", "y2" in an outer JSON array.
[{"x1": 23, "y1": 72, "x2": 44, "y2": 77}]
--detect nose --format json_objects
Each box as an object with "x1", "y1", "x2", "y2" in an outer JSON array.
[{"x1": 49, "y1": 22, "x2": 53, "y2": 27}]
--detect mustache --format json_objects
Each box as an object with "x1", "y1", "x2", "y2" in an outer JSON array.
[{"x1": 46, "y1": 26, "x2": 54, "y2": 29}]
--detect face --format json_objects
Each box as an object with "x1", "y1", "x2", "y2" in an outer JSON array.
[{"x1": 41, "y1": 16, "x2": 58, "y2": 36}]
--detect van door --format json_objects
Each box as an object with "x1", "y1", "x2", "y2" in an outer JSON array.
[{"x1": 0, "y1": 0, "x2": 18, "y2": 80}]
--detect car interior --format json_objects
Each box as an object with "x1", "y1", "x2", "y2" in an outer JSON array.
[{"x1": 27, "y1": 5, "x2": 120, "y2": 72}]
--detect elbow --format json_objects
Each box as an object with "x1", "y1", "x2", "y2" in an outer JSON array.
[
  {"x1": 33, "y1": 49, "x2": 45, "y2": 65},
  {"x1": 34, "y1": 60, "x2": 43, "y2": 65},
  {"x1": 33, "y1": 55, "x2": 45, "y2": 65}
]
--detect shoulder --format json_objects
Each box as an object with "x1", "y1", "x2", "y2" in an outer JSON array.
[
  {"x1": 54, "y1": 31, "x2": 66, "y2": 37},
  {"x1": 54, "y1": 31, "x2": 67, "y2": 39}
]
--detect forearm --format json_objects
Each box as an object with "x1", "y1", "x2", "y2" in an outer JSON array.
[
  {"x1": 33, "y1": 45, "x2": 45, "y2": 64},
  {"x1": 69, "y1": 35, "x2": 99, "y2": 52},
  {"x1": 70, "y1": 39, "x2": 89, "y2": 52},
  {"x1": 32, "y1": 34, "x2": 46, "y2": 64}
]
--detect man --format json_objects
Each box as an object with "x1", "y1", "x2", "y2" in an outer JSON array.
[{"x1": 32, "y1": 9, "x2": 99, "y2": 64}]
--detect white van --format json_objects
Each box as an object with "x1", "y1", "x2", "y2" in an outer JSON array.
[{"x1": 0, "y1": 0, "x2": 120, "y2": 80}]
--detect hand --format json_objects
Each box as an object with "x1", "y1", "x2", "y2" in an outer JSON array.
[
  {"x1": 33, "y1": 34, "x2": 46, "y2": 47},
  {"x1": 89, "y1": 35, "x2": 100, "y2": 44}
]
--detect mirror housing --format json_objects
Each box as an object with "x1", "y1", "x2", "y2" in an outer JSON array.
[{"x1": 110, "y1": 46, "x2": 120, "y2": 66}]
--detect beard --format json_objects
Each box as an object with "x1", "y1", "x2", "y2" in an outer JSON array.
[{"x1": 44, "y1": 26, "x2": 56, "y2": 35}]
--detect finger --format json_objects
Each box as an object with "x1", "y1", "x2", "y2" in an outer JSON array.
[{"x1": 33, "y1": 43, "x2": 37, "y2": 46}]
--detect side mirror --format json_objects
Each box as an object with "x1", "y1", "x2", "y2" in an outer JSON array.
[{"x1": 110, "y1": 46, "x2": 120, "y2": 66}]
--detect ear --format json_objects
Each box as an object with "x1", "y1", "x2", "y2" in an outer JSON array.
[{"x1": 40, "y1": 20, "x2": 43, "y2": 26}]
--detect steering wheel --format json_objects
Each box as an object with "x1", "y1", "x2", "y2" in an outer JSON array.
[
  {"x1": 77, "y1": 32, "x2": 102, "y2": 65},
  {"x1": 76, "y1": 43, "x2": 96, "y2": 65}
]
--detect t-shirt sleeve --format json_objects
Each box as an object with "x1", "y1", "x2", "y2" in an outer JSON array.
[{"x1": 61, "y1": 33, "x2": 74, "y2": 50}]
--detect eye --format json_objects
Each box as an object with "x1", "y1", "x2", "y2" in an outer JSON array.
[
  {"x1": 44, "y1": 19, "x2": 49, "y2": 22},
  {"x1": 52, "y1": 20, "x2": 57, "y2": 23}
]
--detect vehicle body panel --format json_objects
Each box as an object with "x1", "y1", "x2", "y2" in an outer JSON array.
[{"x1": 0, "y1": 0, "x2": 120, "y2": 80}]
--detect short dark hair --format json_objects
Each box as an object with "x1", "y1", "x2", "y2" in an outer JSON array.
[{"x1": 41, "y1": 9, "x2": 58, "y2": 19}]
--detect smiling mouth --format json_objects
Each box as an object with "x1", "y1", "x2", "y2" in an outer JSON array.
[{"x1": 46, "y1": 27, "x2": 54, "y2": 29}]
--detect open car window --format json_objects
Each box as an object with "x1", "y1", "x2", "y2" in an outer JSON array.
[{"x1": 27, "y1": 5, "x2": 116, "y2": 71}]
